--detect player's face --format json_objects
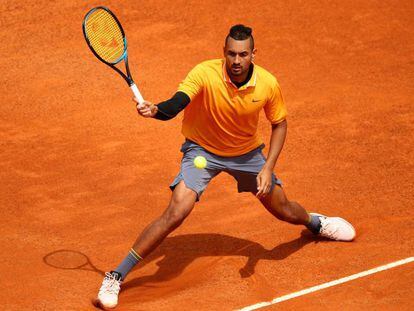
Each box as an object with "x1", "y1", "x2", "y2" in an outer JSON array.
[{"x1": 224, "y1": 37, "x2": 256, "y2": 80}]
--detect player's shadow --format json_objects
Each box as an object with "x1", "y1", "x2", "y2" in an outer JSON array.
[{"x1": 122, "y1": 230, "x2": 317, "y2": 291}]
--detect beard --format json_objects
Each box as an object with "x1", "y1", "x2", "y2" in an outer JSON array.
[
  {"x1": 227, "y1": 63, "x2": 249, "y2": 77},
  {"x1": 230, "y1": 66, "x2": 243, "y2": 75}
]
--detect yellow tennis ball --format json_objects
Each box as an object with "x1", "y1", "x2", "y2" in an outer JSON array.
[{"x1": 194, "y1": 156, "x2": 207, "y2": 169}]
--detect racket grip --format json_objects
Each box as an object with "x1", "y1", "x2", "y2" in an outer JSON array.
[{"x1": 130, "y1": 83, "x2": 145, "y2": 106}]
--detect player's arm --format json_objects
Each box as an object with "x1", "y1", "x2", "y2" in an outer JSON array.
[
  {"x1": 256, "y1": 120, "x2": 287, "y2": 197},
  {"x1": 256, "y1": 119, "x2": 287, "y2": 198},
  {"x1": 264, "y1": 119, "x2": 287, "y2": 170},
  {"x1": 136, "y1": 63, "x2": 203, "y2": 118},
  {"x1": 135, "y1": 91, "x2": 191, "y2": 119}
]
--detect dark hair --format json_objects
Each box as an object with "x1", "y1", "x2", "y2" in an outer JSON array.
[{"x1": 225, "y1": 24, "x2": 254, "y2": 49}]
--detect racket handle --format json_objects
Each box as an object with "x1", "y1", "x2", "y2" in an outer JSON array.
[{"x1": 130, "y1": 83, "x2": 145, "y2": 106}]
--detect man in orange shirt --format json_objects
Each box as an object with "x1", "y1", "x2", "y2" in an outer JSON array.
[{"x1": 95, "y1": 25, "x2": 356, "y2": 309}]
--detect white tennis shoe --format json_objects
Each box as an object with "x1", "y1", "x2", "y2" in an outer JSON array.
[
  {"x1": 310, "y1": 213, "x2": 356, "y2": 241},
  {"x1": 95, "y1": 272, "x2": 122, "y2": 309}
]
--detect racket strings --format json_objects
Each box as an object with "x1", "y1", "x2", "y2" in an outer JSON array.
[{"x1": 85, "y1": 9, "x2": 125, "y2": 64}]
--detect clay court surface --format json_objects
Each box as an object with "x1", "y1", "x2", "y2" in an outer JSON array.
[{"x1": 1, "y1": 0, "x2": 413, "y2": 310}]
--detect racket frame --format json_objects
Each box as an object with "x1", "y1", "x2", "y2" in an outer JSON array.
[{"x1": 82, "y1": 6, "x2": 144, "y2": 104}]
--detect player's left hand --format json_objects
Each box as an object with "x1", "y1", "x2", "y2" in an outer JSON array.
[{"x1": 256, "y1": 167, "x2": 273, "y2": 198}]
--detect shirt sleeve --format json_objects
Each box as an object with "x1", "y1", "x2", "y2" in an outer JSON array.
[
  {"x1": 263, "y1": 80, "x2": 287, "y2": 124},
  {"x1": 177, "y1": 64, "x2": 205, "y2": 100}
]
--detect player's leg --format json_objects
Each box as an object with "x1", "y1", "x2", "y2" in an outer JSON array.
[
  {"x1": 224, "y1": 145, "x2": 309, "y2": 225},
  {"x1": 114, "y1": 180, "x2": 197, "y2": 280},
  {"x1": 258, "y1": 184, "x2": 310, "y2": 225},
  {"x1": 257, "y1": 185, "x2": 356, "y2": 241},
  {"x1": 96, "y1": 181, "x2": 196, "y2": 307},
  {"x1": 131, "y1": 180, "x2": 196, "y2": 258},
  {"x1": 95, "y1": 181, "x2": 196, "y2": 309},
  {"x1": 258, "y1": 185, "x2": 322, "y2": 237},
  {"x1": 95, "y1": 140, "x2": 221, "y2": 309},
  {"x1": 225, "y1": 145, "x2": 355, "y2": 242}
]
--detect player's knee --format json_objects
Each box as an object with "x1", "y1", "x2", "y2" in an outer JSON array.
[
  {"x1": 163, "y1": 198, "x2": 193, "y2": 229},
  {"x1": 163, "y1": 208, "x2": 186, "y2": 229}
]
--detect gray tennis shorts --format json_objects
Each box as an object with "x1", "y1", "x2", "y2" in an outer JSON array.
[{"x1": 170, "y1": 140, "x2": 282, "y2": 200}]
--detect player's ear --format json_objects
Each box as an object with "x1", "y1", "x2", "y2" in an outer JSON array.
[{"x1": 252, "y1": 48, "x2": 257, "y2": 60}]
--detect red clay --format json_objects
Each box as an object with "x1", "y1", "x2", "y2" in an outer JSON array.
[{"x1": 1, "y1": 0, "x2": 413, "y2": 310}]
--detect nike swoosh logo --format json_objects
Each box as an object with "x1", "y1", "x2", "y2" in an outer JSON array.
[{"x1": 252, "y1": 99, "x2": 262, "y2": 102}]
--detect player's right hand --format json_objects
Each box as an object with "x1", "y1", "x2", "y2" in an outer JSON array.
[{"x1": 134, "y1": 98, "x2": 158, "y2": 118}]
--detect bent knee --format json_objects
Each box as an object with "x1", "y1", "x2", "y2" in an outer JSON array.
[
  {"x1": 163, "y1": 209, "x2": 186, "y2": 228},
  {"x1": 162, "y1": 199, "x2": 194, "y2": 229},
  {"x1": 271, "y1": 200, "x2": 295, "y2": 221}
]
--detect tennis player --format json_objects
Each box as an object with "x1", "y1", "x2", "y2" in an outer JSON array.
[{"x1": 95, "y1": 25, "x2": 356, "y2": 309}]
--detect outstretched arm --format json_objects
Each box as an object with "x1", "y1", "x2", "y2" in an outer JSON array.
[
  {"x1": 135, "y1": 91, "x2": 191, "y2": 120},
  {"x1": 256, "y1": 119, "x2": 287, "y2": 198}
]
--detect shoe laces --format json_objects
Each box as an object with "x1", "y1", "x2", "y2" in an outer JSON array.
[
  {"x1": 99, "y1": 272, "x2": 121, "y2": 295},
  {"x1": 319, "y1": 217, "x2": 339, "y2": 239}
]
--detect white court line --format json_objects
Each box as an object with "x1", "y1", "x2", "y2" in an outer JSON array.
[{"x1": 237, "y1": 256, "x2": 414, "y2": 311}]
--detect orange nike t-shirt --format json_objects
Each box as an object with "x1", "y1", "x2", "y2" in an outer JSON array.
[{"x1": 177, "y1": 59, "x2": 287, "y2": 157}]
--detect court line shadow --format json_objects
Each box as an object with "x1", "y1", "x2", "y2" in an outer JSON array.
[{"x1": 122, "y1": 230, "x2": 318, "y2": 291}]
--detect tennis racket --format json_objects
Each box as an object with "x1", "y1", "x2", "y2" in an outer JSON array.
[{"x1": 82, "y1": 6, "x2": 144, "y2": 105}]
